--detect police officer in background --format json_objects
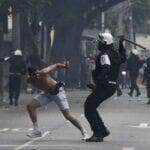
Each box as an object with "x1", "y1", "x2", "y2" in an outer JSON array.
[
  {"x1": 127, "y1": 49, "x2": 141, "y2": 97},
  {"x1": 4, "y1": 50, "x2": 26, "y2": 106},
  {"x1": 85, "y1": 33, "x2": 126, "y2": 142},
  {"x1": 143, "y1": 57, "x2": 150, "y2": 104}
]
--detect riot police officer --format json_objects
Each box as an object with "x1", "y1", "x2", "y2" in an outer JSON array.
[
  {"x1": 143, "y1": 57, "x2": 150, "y2": 104},
  {"x1": 127, "y1": 49, "x2": 141, "y2": 97},
  {"x1": 84, "y1": 33, "x2": 126, "y2": 142},
  {"x1": 4, "y1": 50, "x2": 26, "y2": 106}
]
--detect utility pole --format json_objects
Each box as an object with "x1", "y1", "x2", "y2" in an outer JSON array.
[
  {"x1": 101, "y1": 11, "x2": 105, "y2": 32},
  {"x1": 117, "y1": 1, "x2": 133, "y2": 52},
  {"x1": 0, "y1": 12, "x2": 3, "y2": 48},
  {"x1": 12, "y1": 6, "x2": 21, "y2": 50},
  {"x1": 128, "y1": 0, "x2": 134, "y2": 42},
  {"x1": 118, "y1": 8, "x2": 124, "y2": 36},
  {"x1": 0, "y1": 11, "x2": 4, "y2": 102}
]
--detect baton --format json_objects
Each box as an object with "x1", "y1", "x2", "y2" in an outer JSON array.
[{"x1": 123, "y1": 38, "x2": 147, "y2": 50}]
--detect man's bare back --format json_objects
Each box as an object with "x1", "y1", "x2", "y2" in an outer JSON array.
[
  {"x1": 27, "y1": 62, "x2": 70, "y2": 95},
  {"x1": 27, "y1": 73, "x2": 57, "y2": 94}
]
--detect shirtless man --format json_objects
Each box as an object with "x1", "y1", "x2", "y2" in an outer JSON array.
[{"x1": 26, "y1": 61, "x2": 88, "y2": 139}]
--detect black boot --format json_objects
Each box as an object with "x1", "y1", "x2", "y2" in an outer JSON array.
[
  {"x1": 14, "y1": 99, "x2": 18, "y2": 106},
  {"x1": 102, "y1": 128, "x2": 110, "y2": 137},
  {"x1": 86, "y1": 134, "x2": 104, "y2": 142},
  {"x1": 117, "y1": 91, "x2": 122, "y2": 97},
  {"x1": 86, "y1": 129, "x2": 110, "y2": 142},
  {"x1": 147, "y1": 99, "x2": 150, "y2": 104},
  {"x1": 117, "y1": 86, "x2": 122, "y2": 97},
  {"x1": 9, "y1": 99, "x2": 13, "y2": 105},
  {"x1": 136, "y1": 92, "x2": 141, "y2": 97},
  {"x1": 128, "y1": 92, "x2": 133, "y2": 97}
]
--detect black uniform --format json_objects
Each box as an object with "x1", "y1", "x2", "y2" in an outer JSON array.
[
  {"x1": 84, "y1": 40, "x2": 126, "y2": 140},
  {"x1": 6, "y1": 55, "x2": 26, "y2": 106},
  {"x1": 116, "y1": 79, "x2": 122, "y2": 96},
  {"x1": 127, "y1": 53, "x2": 141, "y2": 96},
  {"x1": 144, "y1": 57, "x2": 150, "y2": 104}
]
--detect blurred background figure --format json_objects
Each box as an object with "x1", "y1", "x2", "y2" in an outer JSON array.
[
  {"x1": 85, "y1": 54, "x2": 95, "y2": 86},
  {"x1": 116, "y1": 62, "x2": 128, "y2": 97},
  {"x1": 3, "y1": 50, "x2": 26, "y2": 106},
  {"x1": 127, "y1": 49, "x2": 141, "y2": 97},
  {"x1": 116, "y1": 79, "x2": 122, "y2": 97},
  {"x1": 138, "y1": 55, "x2": 146, "y2": 84},
  {"x1": 0, "y1": 60, "x2": 4, "y2": 102},
  {"x1": 143, "y1": 57, "x2": 150, "y2": 104},
  {"x1": 120, "y1": 62, "x2": 129, "y2": 89}
]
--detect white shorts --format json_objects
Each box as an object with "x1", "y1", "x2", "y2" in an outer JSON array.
[{"x1": 34, "y1": 87, "x2": 69, "y2": 111}]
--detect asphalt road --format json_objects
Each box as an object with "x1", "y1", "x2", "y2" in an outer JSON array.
[{"x1": 0, "y1": 87, "x2": 150, "y2": 150}]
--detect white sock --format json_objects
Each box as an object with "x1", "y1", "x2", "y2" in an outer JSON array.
[
  {"x1": 33, "y1": 122, "x2": 39, "y2": 130},
  {"x1": 81, "y1": 128, "x2": 87, "y2": 135}
]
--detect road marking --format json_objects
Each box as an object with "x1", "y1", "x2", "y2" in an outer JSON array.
[
  {"x1": 0, "y1": 128, "x2": 10, "y2": 132},
  {"x1": 0, "y1": 145, "x2": 135, "y2": 150},
  {"x1": 0, "y1": 128, "x2": 24, "y2": 133},
  {"x1": 122, "y1": 147, "x2": 134, "y2": 150},
  {"x1": 14, "y1": 131, "x2": 50, "y2": 150},
  {"x1": 130, "y1": 123, "x2": 150, "y2": 129},
  {"x1": 1, "y1": 144, "x2": 78, "y2": 147},
  {"x1": 11, "y1": 128, "x2": 21, "y2": 132},
  {"x1": 29, "y1": 128, "x2": 33, "y2": 131},
  {"x1": 139, "y1": 123, "x2": 148, "y2": 128},
  {"x1": 0, "y1": 144, "x2": 79, "y2": 148}
]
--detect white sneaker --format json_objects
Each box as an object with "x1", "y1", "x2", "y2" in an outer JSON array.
[
  {"x1": 27, "y1": 129, "x2": 42, "y2": 138},
  {"x1": 82, "y1": 130, "x2": 90, "y2": 140}
]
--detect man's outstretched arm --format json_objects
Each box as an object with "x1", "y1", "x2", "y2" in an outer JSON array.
[{"x1": 39, "y1": 61, "x2": 70, "y2": 74}]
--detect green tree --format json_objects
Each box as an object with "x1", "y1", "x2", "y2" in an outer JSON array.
[
  {"x1": 105, "y1": 0, "x2": 150, "y2": 35},
  {"x1": 132, "y1": 0, "x2": 150, "y2": 33}
]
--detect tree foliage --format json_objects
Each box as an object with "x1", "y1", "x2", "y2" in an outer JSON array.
[
  {"x1": 0, "y1": 0, "x2": 129, "y2": 86},
  {"x1": 132, "y1": 0, "x2": 150, "y2": 24}
]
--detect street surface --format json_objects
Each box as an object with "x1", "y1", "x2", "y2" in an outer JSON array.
[{"x1": 0, "y1": 87, "x2": 150, "y2": 150}]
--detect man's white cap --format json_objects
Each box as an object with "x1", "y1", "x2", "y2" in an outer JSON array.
[
  {"x1": 14, "y1": 49, "x2": 22, "y2": 56},
  {"x1": 99, "y1": 32, "x2": 114, "y2": 45},
  {"x1": 131, "y1": 49, "x2": 139, "y2": 55}
]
